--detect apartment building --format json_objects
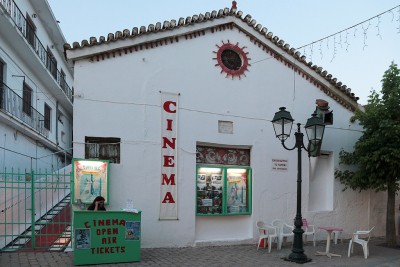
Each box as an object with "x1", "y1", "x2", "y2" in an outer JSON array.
[{"x1": 0, "y1": 0, "x2": 73, "y2": 172}]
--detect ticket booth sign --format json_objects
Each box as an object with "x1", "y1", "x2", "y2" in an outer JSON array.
[{"x1": 73, "y1": 210, "x2": 141, "y2": 265}]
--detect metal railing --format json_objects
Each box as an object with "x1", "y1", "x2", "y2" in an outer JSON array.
[
  {"x1": 0, "y1": 0, "x2": 74, "y2": 103},
  {"x1": 0, "y1": 168, "x2": 72, "y2": 251},
  {"x1": 0, "y1": 82, "x2": 49, "y2": 138}
]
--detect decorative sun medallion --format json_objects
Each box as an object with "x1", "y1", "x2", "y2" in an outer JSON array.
[{"x1": 213, "y1": 40, "x2": 250, "y2": 79}]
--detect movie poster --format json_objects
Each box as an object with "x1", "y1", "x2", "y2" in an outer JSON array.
[
  {"x1": 75, "y1": 228, "x2": 91, "y2": 249},
  {"x1": 125, "y1": 221, "x2": 141, "y2": 241},
  {"x1": 73, "y1": 159, "x2": 109, "y2": 204},
  {"x1": 227, "y1": 169, "x2": 247, "y2": 213}
]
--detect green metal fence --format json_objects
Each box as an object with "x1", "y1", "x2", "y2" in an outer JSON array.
[{"x1": 0, "y1": 168, "x2": 72, "y2": 251}]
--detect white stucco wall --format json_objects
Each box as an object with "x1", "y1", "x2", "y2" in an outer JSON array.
[{"x1": 70, "y1": 18, "x2": 393, "y2": 248}]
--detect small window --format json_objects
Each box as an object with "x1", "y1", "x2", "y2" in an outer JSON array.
[
  {"x1": 213, "y1": 41, "x2": 250, "y2": 79},
  {"x1": 44, "y1": 103, "x2": 51, "y2": 130},
  {"x1": 85, "y1": 137, "x2": 121, "y2": 164},
  {"x1": 221, "y1": 49, "x2": 242, "y2": 71},
  {"x1": 26, "y1": 13, "x2": 36, "y2": 48},
  {"x1": 22, "y1": 82, "x2": 32, "y2": 116}
]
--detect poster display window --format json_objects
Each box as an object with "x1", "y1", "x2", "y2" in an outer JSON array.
[
  {"x1": 196, "y1": 165, "x2": 251, "y2": 216},
  {"x1": 72, "y1": 158, "x2": 110, "y2": 204}
]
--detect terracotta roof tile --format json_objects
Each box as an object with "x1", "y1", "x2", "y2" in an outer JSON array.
[{"x1": 64, "y1": 6, "x2": 359, "y2": 107}]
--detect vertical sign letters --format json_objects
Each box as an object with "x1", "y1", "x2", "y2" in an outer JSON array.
[{"x1": 160, "y1": 92, "x2": 179, "y2": 220}]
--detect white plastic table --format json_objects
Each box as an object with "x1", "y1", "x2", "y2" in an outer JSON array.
[{"x1": 316, "y1": 227, "x2": 343, "y2": 258}]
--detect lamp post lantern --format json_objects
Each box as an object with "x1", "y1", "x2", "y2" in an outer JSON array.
[{"x1": 272, "y1": 107, "x2": 325, "y2": 264}]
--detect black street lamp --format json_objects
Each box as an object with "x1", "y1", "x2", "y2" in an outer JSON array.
[{"x1": 271, "y1": 107, "x2": 325, "y2": 264}]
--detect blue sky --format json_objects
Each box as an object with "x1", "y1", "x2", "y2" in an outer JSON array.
[{"x1": 47, "y1": 0, "x2": 400, "y2": 105}]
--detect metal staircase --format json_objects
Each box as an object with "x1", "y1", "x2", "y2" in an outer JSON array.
[{"x1": 2, "y1": 194, "x2": 71, "y2": 252}]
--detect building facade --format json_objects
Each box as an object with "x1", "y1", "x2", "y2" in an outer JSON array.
[
  {"x1": 0, "y1": 0, "x2": 73, "y2": 172},
  {"x1": 66, "y1": 6, "x2": 393, "y2": 248}
]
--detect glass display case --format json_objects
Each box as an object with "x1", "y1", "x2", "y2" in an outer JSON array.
[
  {"x1": 72, "y1": 158, "x2": 110, "y2": 205},
  {"x1": 226, "y1": 168, "x2": 249, "y2": 214},
  {"x1": 196, "y1": 167, "x2": 223, "y2": 215},
  {"x1": 196, "y1": 165, "x2": 251, "y2": 216}
]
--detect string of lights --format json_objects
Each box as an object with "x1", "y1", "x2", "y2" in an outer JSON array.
[
  {"x1": 300, "y1": 5, "x2": 400, "y2": 62},
  {"x1": 297, "y1": 5, "x2": 400, "y2": 51},
  {"x1": 253, "y1": 5, "x2": 400, "y2": 65}
]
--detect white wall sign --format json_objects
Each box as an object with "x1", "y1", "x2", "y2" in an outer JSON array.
[
  {"x1": 271, "y1": 158, "x2": 288, "y2": 172},
  {"x1": 218, "y1": 120, "x2": 233, "y2": 134}
]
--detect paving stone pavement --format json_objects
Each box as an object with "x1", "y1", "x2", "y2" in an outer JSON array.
[{"x1": 1, "y1": 239, "x2": 400, "y2": 267}]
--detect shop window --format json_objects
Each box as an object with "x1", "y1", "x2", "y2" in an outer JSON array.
[
  {"x1": 44, "y1": 103, "x2": 51, "y2": 130},
  {"x1": 85, "y1": 136, "x2": 120, "y2": 164},
  {"x1": 22, "y1": 82, "x2": 32, "y2": 116},
  {"x1": 196, "y1": 165, "x2": 252, "y2": 216}
]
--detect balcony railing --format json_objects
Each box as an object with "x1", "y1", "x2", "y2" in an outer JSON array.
[
  {"x1": 0, "y1": 0, "x2": 73, "y2": 103},
  {"x1": 0, "y1": 82, "x2": 49, "y2": 138}
]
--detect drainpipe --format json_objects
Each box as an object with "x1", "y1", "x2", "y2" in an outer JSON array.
[
  {"x1": 3, "y1": 133, "x2": 6, "y2": 173},
  {"x1": 30, "y1": 169, "x2": 35, "y2": 248},
  {"x1": 35, "y1": 140, "x2": 38, "y2": 172},
  {"x1": 368, "y1": 190, "x2": 371, "y2": 229},
  {"x1": 56, "y1": 101, "x2": 59, "y2": 146}
]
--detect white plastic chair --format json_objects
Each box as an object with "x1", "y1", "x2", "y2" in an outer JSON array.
[
  {"x1": 256, "y1": 221, "x2": 278, "y2": 253},
  {"x1": 302, "y1": 219, "x2": 316, "y2": 246},
  {"x1": 348, "y1": 226, "x2": 375, "y2": 259},
  {"x1": 272, "y1": 219, "x2": 294, "y2": 250}
]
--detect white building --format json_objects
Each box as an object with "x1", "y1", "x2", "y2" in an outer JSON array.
[
  {"x1": 0, "y1": 0, "x2": 73, "y2": 171},
  {"x1": 66, "y1": 5, "x2": 393, "y2": 248},
  {"x1": 0, "y1": 0, "x2": 73, "y2": 250}
]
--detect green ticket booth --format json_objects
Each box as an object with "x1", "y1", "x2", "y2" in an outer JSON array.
[{"x1": 73, "y1": 210, "x2": 141, "y2": 265}]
